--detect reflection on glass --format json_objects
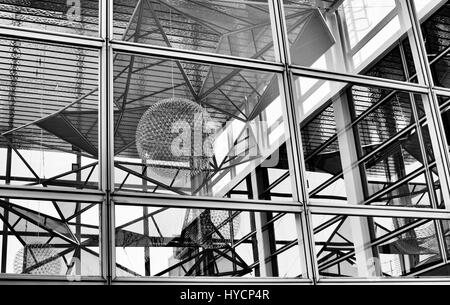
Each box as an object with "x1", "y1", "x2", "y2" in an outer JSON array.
[
  {"x1": 113, "y1": 54, "x2": 294, "y2": 199},
  {"x1": 113, "y1": 0, "x2": 276, "y2": 61},
  {"x1": 0, "y1": 198, "x2": 100, "y2": 276},
  {"x1": 355, "y1": 91, "x2": 417, "y2": 157},
  {"x1": 421, "y1": 124, "x2": 435, "y2": 163},
  {"x1": 296, "y1": 76, "x2": 439, "y2": 208},
  {"x1": 414, "y1": 0, "x2": 444, "y2": 18},
  {"x1": 0, "y1": 38, "x2": 99, "y2": 190},
  {"x1": 430, "y1": 167, "x2": 444, "y2": 209},
  {"x1": 441, "y1": 103, "x2": 450, "y2": 155},
  {"x1": 422, "y1": 1, "x2": 450, "y2": 89},
  {"x1": 0, "y1": 0, "x2": 99, "y2": 36},
  {"x1": 438, "y1": 95, "x2": 450, "y2": 106},
  {"x1": 301, "y1": 102, "x2": 345, "y2": 203},
  {"x1": 362, "y1": 128, "x2": 424, "y2": 197},
  {"x1": 313, "y1": 214, "x2": 444, "y2": 278},
  {"x1": 115, "y1": 205, "x2": 304, "y2": 278},
  {"x1": 282, "y1": 0, "x2": 415, "y2": 81},
  {"x1": 368, "y1": 173, "x2": 432, "y2": 208}
]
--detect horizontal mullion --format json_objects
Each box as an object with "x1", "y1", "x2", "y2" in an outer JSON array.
[
  {"x1": 290, "y1": 66, "x2": 430, "y2": 94},
  {"x1": 316, "y1": 277, "x2": 450, "y2": 285},
  {"x1": 113, "y1": 191, "x2": 302, "y2": 213},
  {"x1": 111, "y1": 277, "x2": 312, "y2": 284},
  {"x1": 308, "y1": 201, "x2": 450, "y2": 219},
  {"x1": 111, "y1": 40, "x2": 284, "y2": 72},
  {"x1": 0, "y1": 185, "x2": 104, "y2": 202},
  {"x1": 434, "y1": 87, "x2": 450, "y2": 97},
  {"x1": 0, "y1": 274, "x2": 105, "y2": 284}
]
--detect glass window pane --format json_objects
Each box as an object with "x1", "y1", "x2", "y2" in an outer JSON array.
[
  {"x1": 113, "y1": 53, "x2": 295, "y2": 200},
  {"x1": 113, "y1": 0, "x2": 277, "y2": 61},
  {"x1": 0, "y1": 38, "x2": 99, "y2": 190},
  {"x1": 0, "y1": 197, "x2": 100, "y2": 276},
  {"x1": 282, "y1": 0, "x2": 418, "y2": 83},
  {"x1": 362, "y1": 128, "x2": 424, "y2": 196},
  {"x1": 0, "y1": 0, "x2": 99, "y2": 36},
  {"x1": 440, "y1": 100, "x2": 450, "y2": 184},
  {"x1": 354, "y1": 91, "x2": 421, "y2": 158},
  {"x1": 115, "y1": 205, "x2": 305, "y2": 278},
  {"x1": 313, "y1": 214, "x2": 444, "y2": 278},
  {"x1": 430, "y1": 166, "x2": 444, "y2": 209},
  {"x1": 413, "y1": 0, "x2": 443, "y2": 18},
  {"x1": 367, "y1": 173, "x2": 432, "y2": 208},
  {"x1": 295, "y1": 76, "x2": 440, "y2": 208},
  {"x1": 421, "y1": 1, "x2": 450, "y2": 89}
]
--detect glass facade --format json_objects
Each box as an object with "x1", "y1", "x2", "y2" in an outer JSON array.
[{"x1": 1, "y1": 0, "x2": 450, "y2": 284}]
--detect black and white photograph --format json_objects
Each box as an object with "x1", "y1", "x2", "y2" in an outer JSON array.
[{"x1": 0, "y1": 0, "x2": 449, "y2": 296}]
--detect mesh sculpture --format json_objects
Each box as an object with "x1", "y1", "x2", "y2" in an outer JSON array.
[
  {"x1": 14, "y1": 244, "x2": 62, "y2": 275},
  {"x1": 136, "y1": 97, "x2": 216, "y2": 180},
  {"x1": 179, "y1": 209, "x2": 241, "y2": 250},
  {"x1": 210, "y1": 210, "x2": 240, "y2": 241}
]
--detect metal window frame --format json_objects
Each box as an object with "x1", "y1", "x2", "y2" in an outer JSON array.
[{"x1": 0, "y1": 0, "x2": 450, "y2": 285}]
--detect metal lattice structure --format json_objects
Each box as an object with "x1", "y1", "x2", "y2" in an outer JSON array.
[{"x1": 1, "y1": 0, "x2": 450, "y2": 285}]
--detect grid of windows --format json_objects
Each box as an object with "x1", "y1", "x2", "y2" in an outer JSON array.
[{"x1": 0, "y1": 0, "x2": 450, "y2": 284}]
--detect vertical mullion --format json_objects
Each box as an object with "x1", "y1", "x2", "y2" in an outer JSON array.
[
  {"x1": 1, "y1": 146, "x2": 12, "y2": 273},
  {"x1": 100, "y1": 0, "x2": 115, "y2": 284},
  {"x1": 271, "y1": 0, "x2": 318, "y2": 283}
]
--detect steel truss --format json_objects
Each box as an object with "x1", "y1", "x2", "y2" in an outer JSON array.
[{"x1": 0, "y1": 0, "x2": 449, "y2": 285}]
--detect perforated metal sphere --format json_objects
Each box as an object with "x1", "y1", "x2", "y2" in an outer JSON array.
[
  {"x1": 136, "y1": 98, "x2": 216, "y2": 180},
  {"x1": 210, "y1": 210, "x2": 240, "y2": 241},
  {"x1": 14, "y1": 244, "x2": 62, "y2": 275},
  {"x1": 185, "y1": 209, "x2": 241, "y2": 249}
]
